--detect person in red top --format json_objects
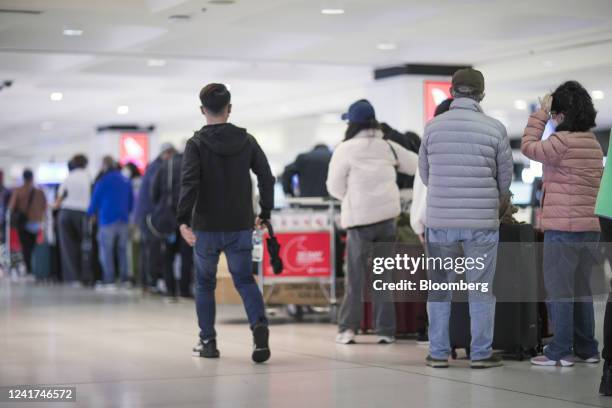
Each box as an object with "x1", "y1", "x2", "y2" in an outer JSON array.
[
  {"x1": 8, "y1": 169, "x2": 47, "y2": 274},
  {"x1": 521, "y1": 81, "x2": 603, "y2": 367}
]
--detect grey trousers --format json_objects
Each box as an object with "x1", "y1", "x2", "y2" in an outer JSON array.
[{"x1": 338, "y1": 218, "x2": 396, "y2": 336}]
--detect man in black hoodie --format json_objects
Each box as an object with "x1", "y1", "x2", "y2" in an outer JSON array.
[{"x1": 177, "y1": 83, "x2": 275, "y2": 363}]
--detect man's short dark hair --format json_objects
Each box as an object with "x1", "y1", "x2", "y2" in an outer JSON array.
[
  {"x1": 199, "y1": 83, "x2": 231, "y2": 115},
  {"x1": 23, "y1": 169, "x2": 33, "y2": 182},
  {"x1": 72, "y1": 154, "x2": 88, "y2": 169}
]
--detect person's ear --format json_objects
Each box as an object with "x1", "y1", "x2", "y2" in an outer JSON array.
[
  {"x1": 556, "y1": 113, "x2": 565, "y2": 125},
  {"x1": 200, "y1": 106, "x2": 206, "y2": 116},
  {"x1": 227, "y1": 104, "x2": 232, "y2": 115}
]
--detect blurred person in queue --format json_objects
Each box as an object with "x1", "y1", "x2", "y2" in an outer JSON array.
[
  {"x1": 134, "y1": 143, "x2": 176, "y2": 290},
  {"x1": 54, "y1": 154, "x2": 91, "y2": 284},
  {"x1": 419, "y1": 69, "x2": 513, "y2": 368},
  {"x1": 0, "y1": 170, "x2": 11, "y2": 244},
  {"x1": 282, "y1": 143, "x2": 332, "y2": 198},
  {"x1": 8, "y1": 169, "x2": 47, "y2": 274},
  {"x1": 152, "y1": 147, "x2": 194, "y2": 299},
  {"x1": 522, "y1": 81, "x2": 603, "y2": 367},
  {"x1": 177, "y1": 83, "x2": 275, "y2": 363},
  {"x1": 87, "y1": 156, "x2": 134, "y2": 289},
  {"x1": 327, "y1": 99, "x2": 418, "y2": 345}
]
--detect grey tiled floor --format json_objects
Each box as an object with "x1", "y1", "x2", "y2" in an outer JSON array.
[{"x1": 1, "y1": 280, "x2": 611, "y2": 408}]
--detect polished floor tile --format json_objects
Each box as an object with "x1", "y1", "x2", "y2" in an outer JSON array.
[{"x1": 1, "y1": 279, "x2": 611, "y2": 408}]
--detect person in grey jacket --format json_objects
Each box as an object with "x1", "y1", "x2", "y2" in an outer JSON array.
[{"x1": 418, "y1": 68, "x2": 513, "y2": 369}]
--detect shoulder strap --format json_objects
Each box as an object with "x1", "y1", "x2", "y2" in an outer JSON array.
[
  {"x1": 25, "y1": 188, "x2": 36, "y2": 212},
  {"x1": 384, "y1": 140, "x2": 399, "y2": 169},
  {"x1": 166, "y1": 157, "x2": 174, "y2": 207}
]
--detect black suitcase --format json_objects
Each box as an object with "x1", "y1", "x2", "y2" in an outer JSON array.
[{"x1": 449, "y1": 224, "x2": 542, "y2": 360}]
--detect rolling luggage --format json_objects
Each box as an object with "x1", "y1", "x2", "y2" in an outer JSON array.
[
  {"x1": 361, "y1": 301, "x2": 427, "y2": 335},
  {"x1": 449, "y1": 223, "x2": 542, "y2": 360},
  {"x1": 32, "y1": 242, "x2": 51, "y2": 281}
]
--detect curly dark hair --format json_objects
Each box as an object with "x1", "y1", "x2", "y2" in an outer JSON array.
[{"x1": 551, "y1": 81, "x2": 597, "y2": 132}]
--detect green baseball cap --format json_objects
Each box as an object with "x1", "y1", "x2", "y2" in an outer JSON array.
[{"x1": 452, "y1": 68, "x2": 485, "y2": 94}]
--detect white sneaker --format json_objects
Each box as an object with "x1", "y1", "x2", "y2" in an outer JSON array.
[
  {"x1": 377, "y1": 336, "x2": 396, "y2": 344},
  {"x1": 575, "y1": 354, "x2": 600, "y2": 364},
  {"x1": 335, "y1": 329, "x2": 356, "y2": 344},
  {"x1": 531, "y1": 355, "x2": 574, "y2": 367}
]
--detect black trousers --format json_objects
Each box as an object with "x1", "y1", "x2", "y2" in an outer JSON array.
[
  {"x1": 163, "y1": 232, "x2": 194, "y2": 297},
  {"x1": 17, "y1": 226, "x2": 37, "y2": 273},
  {"x1": 57, "y1": 209, "x2": 87, "y2": 282},
  {"x1": 139, "y1": 227, "x2": 163, "y2": 288},
  {"x1": 601, "y1": 217, "x2": 612, "y2": 360}
]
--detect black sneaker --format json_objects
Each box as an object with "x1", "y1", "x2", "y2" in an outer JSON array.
[
  {"x1": 192, "y1": 338, "x2": 220, "y2": 358},
  {"x1": 600, "y1": 360, "x2": 612, "y2": 396},
  {"x1": 252, "y1": 324, "x2": 271, "y2": 363},
  {"x1": 425, "y1": 355, "x2": 449, "y2": 368},
  {"x1": 416, "y1": 331, "x2": 429, "y2": 345},
  {"x1": 471, "y1": 353, "x2": 503, "y2": 369}
]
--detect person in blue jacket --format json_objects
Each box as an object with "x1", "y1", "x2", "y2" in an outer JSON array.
[{"x1": 88, "y1": 156, "x2": 134, "y2": 288}]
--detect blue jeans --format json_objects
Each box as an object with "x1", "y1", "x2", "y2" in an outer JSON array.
[
  {"x1": 194, "y1": 230, "x2": 267, "y2": 340},
  {"x1": 97, "y1": 222, "x2": 129, "y2": 284},
  {"x1": 543, "y1": 230, "x2": 600, "y2": 360},
  {"x1": 426, "y1": 228, "x2": 499, "y2": 361}
]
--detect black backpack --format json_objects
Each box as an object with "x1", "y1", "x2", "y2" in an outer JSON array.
[{"x1": 146, "y1": 158, "x2": 178, "y2": 238}]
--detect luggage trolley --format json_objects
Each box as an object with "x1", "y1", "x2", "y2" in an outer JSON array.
[
  {"x1": 258, "y1": 197, "x2": 340, "y2": 321},
  {"x1": 2, "y1": 210, "x2": 25, "y2": 277}
]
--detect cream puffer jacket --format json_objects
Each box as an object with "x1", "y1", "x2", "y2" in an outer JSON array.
[{"x1": 326, "y1": 129, "x2": 418, "y2": 229}]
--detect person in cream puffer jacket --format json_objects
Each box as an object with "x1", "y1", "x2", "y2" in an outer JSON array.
[
  {"x1": 327, "y1": 128, "x2": 418, "y2": 229},
  {"x1": 327, "y1": 99, "x2": 418, "y2": 345}
]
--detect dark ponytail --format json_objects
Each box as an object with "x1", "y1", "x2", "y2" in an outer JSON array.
[{"x1": 344, "y1": 119, "x2": 379, "y2": 141}]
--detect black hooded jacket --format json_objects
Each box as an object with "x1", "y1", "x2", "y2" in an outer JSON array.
[{"x1": 177, "y1": 123, "x2": 275, "y2": 231}]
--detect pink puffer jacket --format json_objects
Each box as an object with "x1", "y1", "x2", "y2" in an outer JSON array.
[{"x1": 521, "y1": 110, "x2": 603, "y2": 232}]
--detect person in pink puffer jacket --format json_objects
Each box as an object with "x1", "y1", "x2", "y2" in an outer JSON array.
[{"x1": 521, "y1": 81, "x2": 604, "y2": 367}]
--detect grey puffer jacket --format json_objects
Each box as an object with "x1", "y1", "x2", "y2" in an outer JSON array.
[{"x1": 418, "y1": 98, "x2": 513, "y2": 230}]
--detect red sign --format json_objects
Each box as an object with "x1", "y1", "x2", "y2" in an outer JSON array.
[
  {"x1": 262, "y1": 231, "x2": 331, "y2": 278},
  {"x1": 424, "y1": 80, "x2": 452, "y2": 122},
  {"x1": 119, "y1": 133, "x2": 149, "y2": 174}
]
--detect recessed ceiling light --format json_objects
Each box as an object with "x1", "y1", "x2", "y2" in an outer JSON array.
[
  {"x1": 321, "y1": 8, "x2": 345, "y2": 15},
  {"x1": 168, "y1": 14, "x2": 191, "y2": 21},
  {"x1": 50, "y1": 92, "x2": 63, "y2": 101},
  {"x1": 542, "y1": 60, "x2": 554, "y2": 68},
  {"x1": 514, "y1": 99, "x2": 527, "y2": 110},
  {"x1": 117, "y1": 105, "x2": 129, "y2": 115},
  {"x1": 147, "y1": 59, "x2": 166, "y2": 67},
  {"x1": 592, "y1": 90, "x2": 605, "y2": 100},
  {"x1": 62, "y1": 28, "x2": 83, "y2": 36},
  {"x1": 377, "y1": 42, "x2": 397, "y2": 51},
  {"x1": 208, "y1": 0, "x2": 236, "y2": 4}
]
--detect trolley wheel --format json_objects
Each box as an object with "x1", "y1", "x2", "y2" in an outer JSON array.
[
  {"x1": 515, "y1": 347, "x2": 525, "y2": 361},
  {"x1": 286, "y1": 304, "x2": 304, "y2": 322}
]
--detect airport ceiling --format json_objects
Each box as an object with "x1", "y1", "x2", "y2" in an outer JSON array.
[{"x1": 0, "y1": 0, "x2": 611, "y2": 164}]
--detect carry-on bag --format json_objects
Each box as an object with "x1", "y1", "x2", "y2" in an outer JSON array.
[{"x1": 449, "y1": 223, "x2": 542, "y2": 360}]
